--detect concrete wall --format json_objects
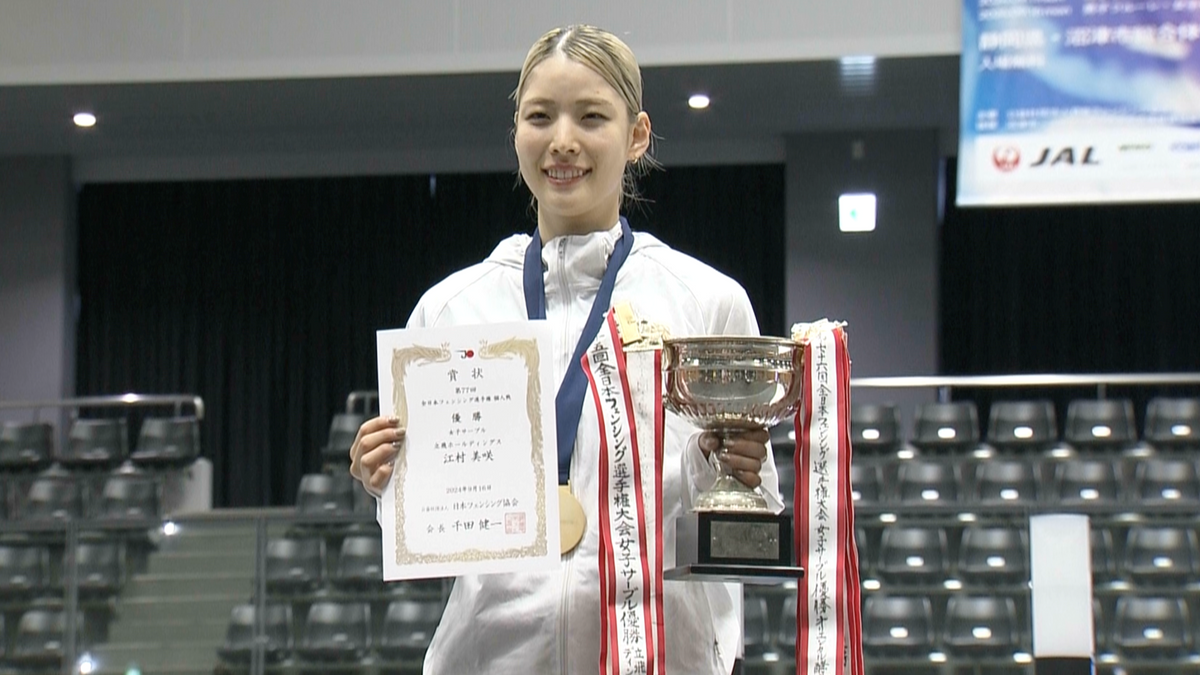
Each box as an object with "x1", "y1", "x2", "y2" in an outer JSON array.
[
  {"x1": 0, "y1": 156, "x2": 75, "y2": 423},
  {"x1": 785, "y1": 131, "x2": 942, "y2": 430}
]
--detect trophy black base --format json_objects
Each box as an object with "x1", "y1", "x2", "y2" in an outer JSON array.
[{"x1": 665, "y1": 512, "x2": 804, "y2": 585}]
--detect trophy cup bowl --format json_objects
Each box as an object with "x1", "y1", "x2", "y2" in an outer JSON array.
[
  {"x1": 662, "y1": 335, "x2": 805, "y2": 582},
  {"x1": 663, "y1": 336, "x2": 804, "y2": 512}
]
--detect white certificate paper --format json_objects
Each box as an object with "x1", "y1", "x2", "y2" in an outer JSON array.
[{"x1": 377, "y1": 321, "x2": 560, "y2": 580}]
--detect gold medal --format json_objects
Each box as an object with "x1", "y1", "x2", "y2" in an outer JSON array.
[{"x1": 559, "y1": 484, "x2": 586, "y2": 556}]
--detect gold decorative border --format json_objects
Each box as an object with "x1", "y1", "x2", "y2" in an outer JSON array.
[{"x1": 392, "y1": 337, "x2": 548, "y2": 566}]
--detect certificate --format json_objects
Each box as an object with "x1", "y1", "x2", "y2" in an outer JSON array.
[{"x1": 376, "y1": 321, "x2": 560, "y2": 580}]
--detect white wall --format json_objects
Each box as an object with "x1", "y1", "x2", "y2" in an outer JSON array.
[
  {"x1": 1, "y1": 0, "x2": 961, "y2": 85},
  {"x1": 785, "y1": 131, "x2": 941, "y2": 428},
  {"x1": 0, "y1": 156, "x2": 75, "y2": 422}
]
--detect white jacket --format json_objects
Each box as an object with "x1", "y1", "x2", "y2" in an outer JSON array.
[{"x1": 398, "y1": 222, "x2": 783, "y2": 675}]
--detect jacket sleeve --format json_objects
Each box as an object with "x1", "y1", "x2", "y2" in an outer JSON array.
[{"x1": 679, "y1": 282, "x2": 786, "y2": 514}]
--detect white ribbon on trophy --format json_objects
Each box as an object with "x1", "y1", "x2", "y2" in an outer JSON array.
[
  {"x1": 792, "y1": 321, "x2": 863, "y2": 675},
  {"x1": 584, "y1": 310, "x2": 666, "y2": 675}
]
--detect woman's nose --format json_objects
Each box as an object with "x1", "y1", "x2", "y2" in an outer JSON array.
[{"x1": 549, "y1": 121, "x2": 580, "y2": 156}]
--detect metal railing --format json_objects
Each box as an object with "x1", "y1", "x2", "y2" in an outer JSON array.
[
  {"x1": 0, "y1": 393, "x2": 205, "y2": 420},
  {"x1": 0, "y1": 394, "x2": 205, "y2": 466},
  {"x1": 850, "y1": 372, "x2": 1200, "y2": 402},
  {"x1": 349, "y1": 372, "x2": 1200, "y2": 411}
]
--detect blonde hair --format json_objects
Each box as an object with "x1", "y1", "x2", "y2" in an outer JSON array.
[{"x1": 512, "y1": 25, "x2": 659, "y2": 206}]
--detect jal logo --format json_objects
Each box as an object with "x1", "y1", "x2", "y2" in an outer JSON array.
[
  {"x1": 1030, "y1": 146, "x2": 1100, "y2": 167},
  {"x1": 992, "y1": 146, "x2": 1021, "y2": 172}
]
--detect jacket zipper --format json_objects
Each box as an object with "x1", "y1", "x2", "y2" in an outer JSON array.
[{"x1": 556, "y1": 237, "x2": 574, "y2": 675}]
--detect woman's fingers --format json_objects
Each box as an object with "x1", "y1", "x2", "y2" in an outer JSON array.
[
  {"x1": 721, "y1": 430, "x2": 769, "y2": 460},
  {"x1": 731, "y1": 468, "x2": 762, "y2": 489},
  {"x1": 716, "y1": 448, "x2": 763, "y2": 479},
  {"x1": 711, "y1": 428, "x2": 770, "y2": 488},
  {"x1": 367, "y1": 461, "x2": 395, "y2": 496},
  {"x1": 349, "y1": 416, "x2": 405, "y2": 491}
]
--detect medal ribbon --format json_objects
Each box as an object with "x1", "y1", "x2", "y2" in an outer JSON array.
[
  {"x1": 524, "y1": 218, "x2": 633, "y2": 484},
  {"x1": 584, "y1": 311, "x2": 665, "y2": 675},
  {"x1": 794, "y1": 326, "x2": 863, "y2": 675}
]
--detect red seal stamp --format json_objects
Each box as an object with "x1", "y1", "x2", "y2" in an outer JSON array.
[{"x1": 505, "y1": 512, "x2": 526, "y2": 535}]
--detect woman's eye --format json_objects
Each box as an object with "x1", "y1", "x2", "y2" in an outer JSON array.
[
  {"x1": 524, "y1": 111, "x2": 550, "y2": 122},
  {"x1": 583, "y1": 112, "x2": 607, "y2": 121}
]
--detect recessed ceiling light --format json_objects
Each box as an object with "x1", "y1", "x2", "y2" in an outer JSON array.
[
  {"x1": 687, "y1": 94, "x2": 710, "y2": 110},
  {"x1": 73, "y1": 112, "x2": 97, "y2": 128},
  {"x1": 839, "y1": 193, "x2": 877, "y2": 232},
  {"x1": 839, "y1": 55, "x2": 877, "y2": 95},
  {"x1": 840, "y1": 55, "x2": 877, "y2": 68}
]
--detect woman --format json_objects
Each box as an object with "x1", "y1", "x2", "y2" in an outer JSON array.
[{"x1": 350, "y1": 24, "x2": 783, "y2": 675}]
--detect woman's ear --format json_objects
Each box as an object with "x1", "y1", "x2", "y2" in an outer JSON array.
[{"x1": 629, "y1": 111, "x2": 651, "y2": 162}]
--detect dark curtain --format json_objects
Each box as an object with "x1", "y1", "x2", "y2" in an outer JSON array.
[
  {"x1": 76, "y1": 166, "x2": 784, "y2": 507},
  {"x1": 939, "y1": 157, "x2": 1200, "y2": 430}
]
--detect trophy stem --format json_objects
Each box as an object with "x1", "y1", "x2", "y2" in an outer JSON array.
[{"x1": 694, "y1": 474, "x2": 771, "y2": 512}]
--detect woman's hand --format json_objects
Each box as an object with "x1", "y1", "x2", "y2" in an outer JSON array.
[
  {"x1": 349, "y1": 416, "x2": 405, "y2": 498},
  {"x1": 698, "y1": 429, "x2": 770, "y2": 488}
]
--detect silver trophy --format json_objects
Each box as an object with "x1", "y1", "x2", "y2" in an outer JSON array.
[{"x1": 662, "y1": 335, "x2": 805, "y2": 582}]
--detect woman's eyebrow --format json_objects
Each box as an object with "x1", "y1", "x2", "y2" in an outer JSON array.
[
  {"x1": 521, "y1": 96, "x2": 615, "y2": 109},
  {"x1": 575, "y1": 97, "x2": 615, "y2": 108}
]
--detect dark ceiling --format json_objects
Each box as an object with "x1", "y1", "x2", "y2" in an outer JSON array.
[{"x1": 0, "y1": 55, "x2": 960, "y2": 165}]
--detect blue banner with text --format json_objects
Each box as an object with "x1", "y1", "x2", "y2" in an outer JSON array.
[{"x1": 959, "y1": 0, "x2": 1200, "y2": 206}]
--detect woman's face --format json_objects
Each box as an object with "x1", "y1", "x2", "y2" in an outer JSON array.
[{"x1": 515, "y1": 54, "x2": 650, "y2": 235}]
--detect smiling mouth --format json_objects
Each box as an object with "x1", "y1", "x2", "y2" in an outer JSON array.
[{"x1": 544, "y1": 167, "x2": 590, "y2": 184}]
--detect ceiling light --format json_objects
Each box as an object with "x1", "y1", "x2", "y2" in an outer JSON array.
[
  {"x1": 687, "y1": 94, "x2": 710, "y2": 110},
  {"x1": 841, "y1": 55, "x2": 877, "y2": 67},
  {"x1": 839, "y1": 193, "x2": 876, "y2": 232},
  {"x1": 839, "y1": 55, "x2": 877, "y2": 95},
  {"x1": 73, "y1": 112, "x2": 97, "y2": 128}
]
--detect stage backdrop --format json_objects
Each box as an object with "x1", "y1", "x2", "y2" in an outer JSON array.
[
  {"x1": 75, "y1": 167, "x2": 785, "y2": 507},
  {"x1": 958, "y1": 0, "x2": 1200, "y2": 206}
]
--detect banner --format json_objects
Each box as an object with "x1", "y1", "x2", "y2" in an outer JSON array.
[{"x1": 958, "y1": 0, "x2": 1200, "y2": 206}]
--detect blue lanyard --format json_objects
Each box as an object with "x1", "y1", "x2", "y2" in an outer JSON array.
[{"x1": 523, "y1": 218, "x2": 633, "y2": 484}]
